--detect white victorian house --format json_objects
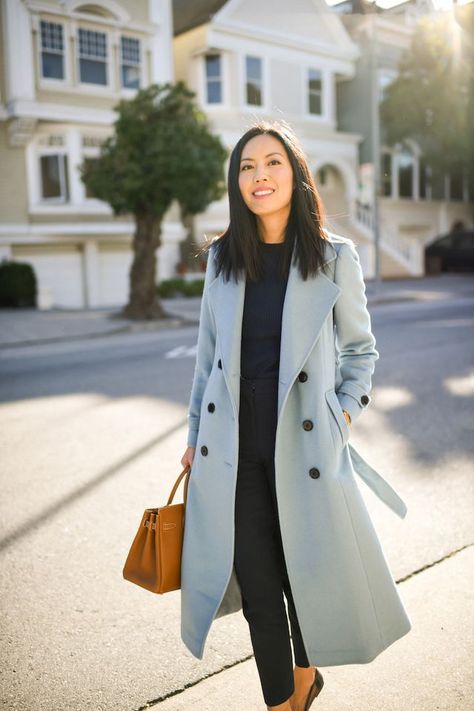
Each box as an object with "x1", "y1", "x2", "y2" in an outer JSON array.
[
  {"x1": 1, "y1": 0, "x2": 472, "y2": 309},
  {"x1": 172, "y1": 0, "x2": 473, "y2": 278},
  {"x1": 173, "y1": 0, "x2": 376, "y2": 270},
  {"x1": 0, "y1": 0, "x2": 184, "y2": 309}
]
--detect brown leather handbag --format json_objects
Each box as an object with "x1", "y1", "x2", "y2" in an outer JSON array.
[{"x1": 122, "y1": 465, "x2": 191, "y2": 594}]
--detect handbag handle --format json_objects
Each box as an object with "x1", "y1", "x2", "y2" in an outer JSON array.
[{"x1": 166, "y1": 464, "x2": 192, "y2": 508}]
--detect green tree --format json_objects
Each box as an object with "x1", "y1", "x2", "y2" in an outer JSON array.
[
  {"x1": 79, "y1": 81, "x2": 228, "y2": 319},
  {"x1": 379, "y1": 7, "x2": 474, "y2": 209}
]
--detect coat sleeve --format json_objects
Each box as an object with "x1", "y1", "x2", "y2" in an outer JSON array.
[
  {"x1": 186, "y1": 244, "x2": 217, "y2": 448},
  {"x1": 333, "y1": 240, "x2": 380, "y2": 425}
]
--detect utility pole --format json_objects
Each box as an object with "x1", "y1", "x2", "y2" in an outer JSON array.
[{"x1": 369, "y1": 10, "x2": 382, "y2": 287}]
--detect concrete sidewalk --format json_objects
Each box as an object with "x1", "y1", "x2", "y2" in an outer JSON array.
[
  {"x1": 0, "y1": 273, "x2": 471, "y2": 349},
  {"x1": 152, "y1": 545, "x2": 474, "y2": 710}
]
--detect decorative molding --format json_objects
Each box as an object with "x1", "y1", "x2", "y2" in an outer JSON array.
[{"x1": 7, "y1": 117, "x2": 38, "y2": 146}]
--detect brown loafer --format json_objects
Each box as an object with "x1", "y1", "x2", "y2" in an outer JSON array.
[{"x1": 303, "y1": 668, "x2": 324, "y2": 711}]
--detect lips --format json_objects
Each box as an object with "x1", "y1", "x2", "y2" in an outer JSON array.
[{"x1": 252, "y1": 188, "x2": 275, "y2": 198}]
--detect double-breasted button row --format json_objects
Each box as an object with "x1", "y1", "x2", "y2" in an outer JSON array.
[
  {"x1": 299, "y1": 373, "x2": 320, "y2": 479},
  {"x1": 201, "y1": 360, "x2": 223, "y2": 455},
  {"x1": 299, "y1": 372, "x2": 313, "y2": 431}
]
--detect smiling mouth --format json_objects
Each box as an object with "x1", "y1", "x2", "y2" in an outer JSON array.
[{"x1": 252, "y1": 189, "x2": 275, "y2": 198}]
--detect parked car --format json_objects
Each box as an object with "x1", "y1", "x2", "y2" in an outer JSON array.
[{"x1": 424, "y1": 230, "x2": 474, "y2": 273}]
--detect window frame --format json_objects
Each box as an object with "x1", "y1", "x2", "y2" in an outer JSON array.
[
  {"x1": 37, "y1": 17, "x2": 70, "y2": 88},
  {"x1": 204, "y1": 52, "x2": 223, "y2": 106},
  {"x1": 240, "y1": 53, "x2": 267, "y2": 112},
  {"x1": 76, "y1": 26, "x2": 110, "y2": 90},
  {"x1": 39, "y1": 19, "x2": 66, "y2": 82},
  {"x1": 396, "y1": 146, "x2": 415, "y2": 200},
  {"x1": 306, "y1": 66, "x2": 323, "y2": 117},
  {"x1": 38, "y1": 151, "x2": 70, "y2": 204},
  {"x1": 120, "y1": 34, "x2": 142, "y2": 91}
]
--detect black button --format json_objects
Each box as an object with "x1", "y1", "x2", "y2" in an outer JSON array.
[
  {"x1": 201, "y1": 445, "x2": 208, "y2": 456},
  {"x1": 298, "y1": 371, "x2": 308, "y2": 382},
  {"x1": 303, "y1": 419, "x2": 313, "y2": 431},
  {"x1": 218, "y1": 359, "x2": 222, "y2": 369},
  {"x1": 309, "y1": 468, "x2": 320, "y2": 479},
  {"x1": 208, "y1": 402, "x2": 215, "y2": 412},
  {"x1": 361, "y1": 394, "x2": 370, "y2": 405}
]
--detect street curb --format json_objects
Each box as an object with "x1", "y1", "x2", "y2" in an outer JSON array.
[
  {"x1": 0, "y1": 315, "x2": 199, "y2": 350},
  {"x1": 0, "y1": 294, "x2": 433, "y2": 350}
]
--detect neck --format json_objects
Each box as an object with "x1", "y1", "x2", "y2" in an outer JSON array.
[{"x1": 256, "y1": 208, "x2": 289, "y2": 244}]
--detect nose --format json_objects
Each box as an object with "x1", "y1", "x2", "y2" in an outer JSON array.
[{"x1": 254, "y1": 170, "x2": 269, "y2": 183}]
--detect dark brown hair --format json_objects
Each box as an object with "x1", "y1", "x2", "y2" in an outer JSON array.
[{"x1": 200, "y1": 119, "x2": 330, "y2": 283}]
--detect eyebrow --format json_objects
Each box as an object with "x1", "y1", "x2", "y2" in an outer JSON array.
[{"x1": 240, "y1": 152, "x2": 284, "y2": 163}]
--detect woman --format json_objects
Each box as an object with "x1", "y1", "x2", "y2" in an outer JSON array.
[{"x1": 180, "y1": 120, "x2": 411, "y2": 711}]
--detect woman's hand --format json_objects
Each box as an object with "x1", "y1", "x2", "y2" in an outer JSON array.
[
  {"x1": 343, "y1": 410, "x2": 352, "y2": 427},
  {"x1": 181, "y1": 446, "x2": 195, "y2": 471}
]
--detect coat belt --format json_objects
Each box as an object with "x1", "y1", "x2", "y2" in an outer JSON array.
[{"x1": 348, "y1": 444, "x2": 408, "y2": 519}]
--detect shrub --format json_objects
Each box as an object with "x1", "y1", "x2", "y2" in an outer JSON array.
[
  {"x1": 0, "y1": 260, "x2": 37, "y2": 307},
  {"x1": 157, "y1": 277, "x2": 205, "y2": 298}
]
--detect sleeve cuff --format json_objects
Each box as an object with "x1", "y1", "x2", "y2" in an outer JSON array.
[
  {"x1": 187, "y1": 428, "x2": 199, "y2": 448},
  {"x1": 336, "y1": 391, "x2": 364, "y2": 425}
]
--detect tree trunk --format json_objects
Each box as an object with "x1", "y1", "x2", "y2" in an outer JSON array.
[{"x1": 121, "y1": 213, "x2": 166, "y2": 320}]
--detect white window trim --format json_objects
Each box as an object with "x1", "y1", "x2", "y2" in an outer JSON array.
[
  {"x1": 120, "y1": 33, "x2": 143, "y2": 93},
  {"x1": 388, "y1": 146, "x2": 468, "y2": 204},
  {"x1": 394, "y1": 145, "x2": 415, "y2": 201},
  {"x1": 34, "y1": 16, "x2": 146, "y2": 97},
  {"x1": 36, "y1": 17, "x2": 71, "y2": 89},
  {"x1": 302, "y1": 65, "x2": 327, "y2": 121},
  {"x1": 239, "y1": 53, "x2": 268, "y2": 112},
  {"x1": 76, "y1": 25, "x2": 111, "y2": 92},
  {"x1": 27, "y1": 128, "x2": 113, "y2": 214},
  {"x1": 37, "y1": 150, "x2": 70, "y2": 205},
  {"x1": 201, "y1": 51, "x2": 230, "y2": 110}
]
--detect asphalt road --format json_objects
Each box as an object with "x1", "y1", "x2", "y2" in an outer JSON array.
[{"x1": 1, "y1": 288, "x2": 473, "y2": 710}]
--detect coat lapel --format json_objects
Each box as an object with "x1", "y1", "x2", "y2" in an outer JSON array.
[
  {"x1": 207, "y1": 237, "x2": 408, "y2": 519},
  {"x1": 207, "y1": 237, "x2": 341, "y2": 418}
]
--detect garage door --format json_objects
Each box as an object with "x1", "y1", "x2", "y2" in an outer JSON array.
[
  {"x1": 98, "y1": 243, "x2": 133, "y2": 307},
  {"x1": 11, "y1": 244, "x2": 85, "y2": 308}
]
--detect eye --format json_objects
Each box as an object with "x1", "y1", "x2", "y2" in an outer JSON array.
[{"x1": 240, "y1": 159, "x2": 281, "y2": 171}]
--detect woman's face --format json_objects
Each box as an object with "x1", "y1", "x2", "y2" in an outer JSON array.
[{"x1": 238, "y1": 133, "x2": 294, "y2": 218}]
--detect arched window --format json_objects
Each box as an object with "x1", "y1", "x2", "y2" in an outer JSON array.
[{"x1": 70, "y1": 1, "x2": 128, "y2": 22}]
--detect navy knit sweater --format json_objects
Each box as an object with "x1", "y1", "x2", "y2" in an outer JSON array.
[{"x1": 240, "y1": 241, "x2": 290, "y2": 380}]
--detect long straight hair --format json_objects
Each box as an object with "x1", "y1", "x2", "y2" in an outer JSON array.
[{"x1": 200, "y1": 119, "x2": 330, "y2": 283}]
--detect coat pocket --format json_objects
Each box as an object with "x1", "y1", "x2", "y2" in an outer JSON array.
[{"x1": 325, "y1": 387, "x2": 350, "y2": 449}]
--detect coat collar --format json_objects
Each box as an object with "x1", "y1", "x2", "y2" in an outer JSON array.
[{"x1": 207, "y1": 236, "x2": 342, "y2": 417}]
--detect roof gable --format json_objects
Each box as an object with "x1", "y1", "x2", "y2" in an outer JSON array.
[{"x1": 173, "y1": 0, "x2": 355, "y2": 53}]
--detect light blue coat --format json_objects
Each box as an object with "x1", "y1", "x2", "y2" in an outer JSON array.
[{"x1": 180, "y1": 230, "x2": 412, "y2": 666}]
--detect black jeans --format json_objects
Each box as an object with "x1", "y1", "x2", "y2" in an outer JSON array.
[{"x1": 234, "y1": 374, "x2": 310, "y2": 707}]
